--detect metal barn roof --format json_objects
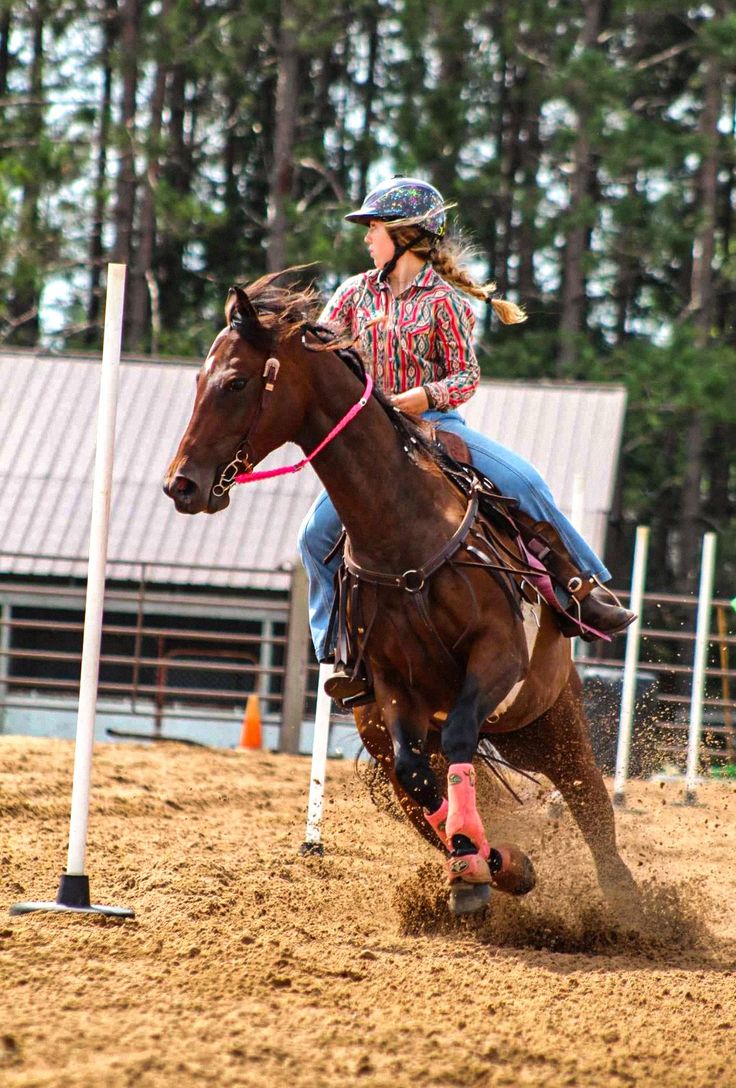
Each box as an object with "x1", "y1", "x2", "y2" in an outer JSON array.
[{"x1": 0, "y1": 350, "x2": 626, "y2": 591}]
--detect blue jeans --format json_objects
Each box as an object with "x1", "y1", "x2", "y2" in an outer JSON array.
[{"x1": 297, "y1": 409, "x2": 610, "y2": 660}]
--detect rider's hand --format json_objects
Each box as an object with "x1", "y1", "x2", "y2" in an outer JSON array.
[{"x1": 390, "y1": 387, "x2": 430, "y2": 415}]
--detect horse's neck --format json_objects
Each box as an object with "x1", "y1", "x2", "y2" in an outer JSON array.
[{"x1": 301, "y1": 361, "x2": 461, "y2": 568}]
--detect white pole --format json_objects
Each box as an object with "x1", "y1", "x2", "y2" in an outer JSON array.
[
  {"x1": 0, "y1": 600, "x2": 9, "y2": 732},
  {"x1": 302, "y1": 662, "x2": 333, "y2": 852},
  {"x1": 613, "y1": 525, "x2": 650, "y2": 806},
  {"x1": 66, "y1": 264, "x2": 126, "y2": 876},
  {"x1": 684, "y1": 532, "x2": 717, "y2": 804}
]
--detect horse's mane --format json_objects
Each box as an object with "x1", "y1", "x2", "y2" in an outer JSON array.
[
  {"x1": 234, "y1": 271, "x2": 448, "y2": 475},
  {"x1": 235, "y1": 271, "x2": 323, "y2": 336}
]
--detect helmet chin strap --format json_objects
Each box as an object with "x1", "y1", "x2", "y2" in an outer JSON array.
[
  {"x1": 378, "y1": 238, "x2": 414, "y2": 283},
  {"x1": 377, "y1": 227, "x2": 430, "y2": 283}
]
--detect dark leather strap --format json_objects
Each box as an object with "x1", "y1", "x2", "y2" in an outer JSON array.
[
  {"x1": 343, "y1": 489, "x2": 480, "y2": 592},
  {"x1": 323, "y1": 527, "x2": 347, "y2": 566},
  {"x1": 211, "y1": 356, "x2": 280, "y2": 496}
]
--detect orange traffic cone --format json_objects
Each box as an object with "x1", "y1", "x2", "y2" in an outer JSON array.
[{"x1": 239, "y1": 694, "x2": 262, "y2": 750}]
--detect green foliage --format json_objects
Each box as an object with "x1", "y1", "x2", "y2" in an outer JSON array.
[
  {"x1": 0, "y1": 0, "x2": 732, "y2": 589},
  {"x1": 615, "y1": 331, "x2": 735, "y2": 422}
]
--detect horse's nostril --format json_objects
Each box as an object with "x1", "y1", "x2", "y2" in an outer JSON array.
[{"x1": 169, "y1": 475, "x2": 196, "y2": 498}]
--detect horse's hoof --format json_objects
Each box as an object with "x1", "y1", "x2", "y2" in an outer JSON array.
[
  {"x1": 600, "y1": 868, "x2": 644, "y2": 929},
  {"x1": 449, "y1": 881, "x2": 491, "y2": 916},
  {"x1": 489, "y1": 843, "x2": 536, "y2": 896}
]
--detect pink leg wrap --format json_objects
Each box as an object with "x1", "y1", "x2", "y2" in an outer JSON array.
[
  {"x1": 423, "y1": 798, "x2": 450, "y2": 850},
  {"x1": 445, "y1": 763, "x2": 489, "y2": 858}
]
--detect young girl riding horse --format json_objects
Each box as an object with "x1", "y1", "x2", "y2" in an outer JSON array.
[{"x1": 298, "y1": 176, "x2": 635, "y2": 707}]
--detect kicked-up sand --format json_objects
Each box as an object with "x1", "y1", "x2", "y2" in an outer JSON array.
[{"x1": 1, "y1": 735, "x2": 735, "y2": 1087}]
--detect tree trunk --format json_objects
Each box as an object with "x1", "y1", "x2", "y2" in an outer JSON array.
[
  {"x1": 156, "y1": 61, "x2": 189, "y2": 329},
  {"x1": 480, "y1": 1, "x2": 506, "y2": 338},
  {"x1": 517, "y1": 100, "x2": 541, "y2": 303},
  {"x1": 715, "y1": 87, "x2": 735, "y2": 339},
  {"x1": 223, "y1": 90, "x2": 239, "y2": 220},
  {"x1": 557, "y1": 0, "x2": 603, "y2": 376},
  {"x1": 649, "y1": 427, "x2": 679, "y2": 591},
  {"x1": 111, "y1": 0, "x2": 141, "y2": 275},
  {"x1": 8, "y1": 1, "x2": 43, "y2": 344},
  {"x1": 266, "y1": 0, "x2": 300, "y2": 273},
  {"x1": 494, "y1": 57, "x2": 519, "y2": 299},
  {"x1": 86, "y1": 0, "x2": 117, "y2": 344},
  {"x1": 679, "y1": 44, "x2": 722, "y2": 588},
  {"x1": 0, "y1": 3, "x2": 11, "y2": 103},
  {"x1": 127, "y1": 0, "x2": 171, "y2": 351},
  {"x1": 707, "y1": 422, "x2": 734, "y2": 528},
  {"x1": 612, "y1": 176, "x2": 639, "y2": 345},
  {"x1": 429, "y1": 4, "x2": 470, "y2": 198},
  {"x1": 356, "y1": 4, "x2": 379, "y2": 197}
]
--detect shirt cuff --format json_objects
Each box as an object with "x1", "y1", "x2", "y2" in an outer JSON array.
[{"x1": 424, "y1": 381, "x2": 450, "y2": 411}]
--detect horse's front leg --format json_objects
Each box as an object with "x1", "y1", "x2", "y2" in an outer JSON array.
[
  {"x1": 373, "y1": 682, "x2": 451, "y2": 852},
  {"x1": 441, "y1": 665, "x2": 522, "y2": 914},
  {"x1": 354, "y1": 705, "x2": 447, "y2": 852}
]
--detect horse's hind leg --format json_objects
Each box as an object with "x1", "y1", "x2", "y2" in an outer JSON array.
[{"x1": 492, "y1": 670, "x2": 641, "y2": 920}]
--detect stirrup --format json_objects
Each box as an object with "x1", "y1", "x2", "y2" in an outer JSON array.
[{"x1": 323, "y1": 665, "x2": 374, "y2": 708}]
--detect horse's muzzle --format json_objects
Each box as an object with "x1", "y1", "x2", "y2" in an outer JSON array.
[{"x1": 163, "y1": 470, "x2": 230, "y2": 514}]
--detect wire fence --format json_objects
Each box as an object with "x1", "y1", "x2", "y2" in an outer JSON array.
[
  {"x1": 577, "y1": 589, "x2": 736, "y2": 773},
  {"x1": 1, "y1": 551, "x2": 734, "y2": 771},
  {"x1": 0, "y1": 554, "x2": 308, "y2": 741}
]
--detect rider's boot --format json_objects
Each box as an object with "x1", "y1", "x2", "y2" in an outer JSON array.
[
  {"x1": 526, "y1": 522, "x2": 636, "y2": 641},
  {"x1": 322, "y1": 660, "x2": 374, "y2": 709}
]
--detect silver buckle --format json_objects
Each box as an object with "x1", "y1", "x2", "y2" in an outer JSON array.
[
  {"x1": 402, "y1": 569, "x2": 425, "y2": 593},
  {"x1": 263, "y1": 357, "x2": 280, "y2": 390}
]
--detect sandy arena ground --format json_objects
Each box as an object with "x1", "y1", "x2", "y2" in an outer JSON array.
[{"x1": 1, "y1": 734, "x2": 735, "y2": 1088}]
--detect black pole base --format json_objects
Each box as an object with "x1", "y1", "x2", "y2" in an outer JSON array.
[
  {"x1": 10, "y1": 873, "x2": 135, "y2": 918},
  {"x1": 299, "y1": 841, "x2": 324, "y2": 857},
  {"x1": 675, "y1": 792, "x2": 705, "y2": 808}
]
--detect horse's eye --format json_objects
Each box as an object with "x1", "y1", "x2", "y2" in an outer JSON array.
[{"x1": 226, "y1": 378, "x2": 247, "y2": 393}]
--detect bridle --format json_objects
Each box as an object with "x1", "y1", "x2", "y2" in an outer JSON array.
[
  {"x1": 211, "y1": 345, "x2": 373, "y2": 498},
  {"x1": 211, "y1": 355, "x2": 281, "y2": 497}
]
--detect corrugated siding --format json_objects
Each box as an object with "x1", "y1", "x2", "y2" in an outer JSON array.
[{"x1": 0, "y1": 351, "x2": 626, "y2": 589}]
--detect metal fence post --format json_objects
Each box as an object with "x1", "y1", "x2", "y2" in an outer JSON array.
[{"x1": 280, "y1": 561, "x2": 310, "y2": 754}]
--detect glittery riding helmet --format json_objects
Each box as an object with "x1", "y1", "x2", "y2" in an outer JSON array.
[{"x1": 344, "y1": 176, "x2": 446, "y2": 237}]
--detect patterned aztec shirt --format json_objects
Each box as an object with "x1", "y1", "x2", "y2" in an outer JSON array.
[{"x1": 318, "y1": 264, "x2": 479, "y2": 411}]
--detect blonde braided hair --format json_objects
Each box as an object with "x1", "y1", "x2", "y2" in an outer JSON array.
[{"x1": 388, "y1": 224, "x2": 527, "y2": 326}]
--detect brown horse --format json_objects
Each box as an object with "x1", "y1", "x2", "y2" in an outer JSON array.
[{"x1": 164, "y1": 276, "x2": 640, "y2": 919}]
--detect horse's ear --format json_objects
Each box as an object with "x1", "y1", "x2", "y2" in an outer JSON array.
[{"x1": 226, "y1": 286, "x2": 262, "y2": 341}]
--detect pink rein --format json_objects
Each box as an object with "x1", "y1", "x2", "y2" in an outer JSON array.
[{"x1": 235, "y1": 373, "x2": 374, "y2": 484}]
